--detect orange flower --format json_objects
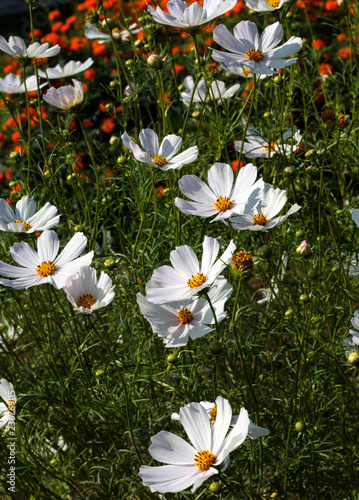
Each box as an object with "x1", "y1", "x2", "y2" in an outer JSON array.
[
  {"x1": 69, "y1": 37, "x2": 87, "y2": 52},
  {"x1": 337, "y1": 33, "x2": 347, "y2": 43},
  {"x1": 51, "y1": 21, "x2": 64, "y2": 33},
  {"x1": 31, "y1": 29, "x2": 42, "y2": 38},
  {"x1": 224, "y1": 0, "x2": 244, "y2": 15},
  {"x1": 231, "y1": 159, "x2": 244, "y2": 172},
  {"x1": 324, "y1": 0, "x2": 339, "y2": 9},
  {"x1": 66, "y1": 15, "x2": 77, "y2": 25},
  {"x1": 337, "y1": 47, "x2": 352, "y2": 60},
  {"x1": 101, "y1": 117, "x2": 116, "y2": 134},
  {"x1": 83, "y1": 119, "x2": 94, "y2": 128},
  {"x1": 311, "y1": 39, "x2": 326, "y2": 50},
  {"x1": 48, "y1": 10, "x2": 61, "y2": 21},
  {"x1": 319, "y1": 62, "x2": 333, "y2": 75},
  {"x1": 84, "y1": 69, "x2": 96, "y2": 81},
  {"x1": 92, "y1": 41, "x2": 107, "y2": 57},
  {"x1": 41, "y1": 32, "x2": 65, "y2": 48},
  {"x1": 155, "y1": 184, "x2": 165, "y2": 197},
  {"x1": 11, "y1": 132, "x2": 20, "y2": 144},
  {"x1": 171, "y1": 64, "x2": 185, "y2": 75}
]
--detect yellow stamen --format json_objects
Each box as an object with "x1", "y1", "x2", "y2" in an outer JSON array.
[
  {"x1": 36, "y1": 261, "x2": 56, "y2": 277},
  {"x1": 265, "y1": 141, "x2": 276, "y2": 152},
  {"x1": 209, "y1": 405, "x2": 217, "y2": 421},
  {"x1": 194, "y1": 450, "x2": 216, "y2": 471},
  {"x1": 15, "y1": 220, "x2": 31, "y2": 231},
  {"x1": 246, "y1": 49, "x2": 264, "y2": 62},
  {"x1": 177, "y1": 307, "x2": 193, "y2": 324},
  {"x1": 77, "y1": 294, "x2": 96, "y2": 309},
  {"x1": 232, "y1": 251, "x2": 254, "y2": 271},
  {"x1": 253, "y1": 213, "x2": 267, "y2": 226},
  {"x1": 266, "y1": 0, "x2": 280, "y2": 7},
  {"x1": 187, "y1": 272, "x2": 206, "y2": 289},
  {"x1": 151, "y1": 154, "x2": 168, "y2": 167},
  {"x1": 214, "y1": 196, "x2": 232, "y2": 212}
]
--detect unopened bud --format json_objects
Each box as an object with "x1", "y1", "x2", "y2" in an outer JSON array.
[
  {"x1": 296, "y1": 240, "x2": 310, "y2": 257},
  {"x1": 147, "y1": 54, "x2": 163, "y2": 69}
]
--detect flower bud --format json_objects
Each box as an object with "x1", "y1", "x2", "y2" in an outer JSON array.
[
  {"x1": 337, "y1": 113, "x2": 349, "y2": 129},
  {"x1": 296, "y1": 240, "x2": 310, "y2": 257},
  {"x1": 109, "y1": 80, "x2": 119, "y2": 88},
  {"x1": 321, "y1": 109, "x2": 336, "y2": 130},
  {"x1": 284, "y1": 166, "x2": 296, "y2": 177},
  {"x1": 285, "y1": 309, "x2": 294, "y2": 318},
  {"x1": 10, "y1": 151, "x2": 21, "y2": 162},
  {"x1": 104, "y1": 258, "x2": 116, "y2": 270},
  {"x1": 192, "y1": 110, "x2": 201, "y2": 120},
  {"x1": 147, "y1": 54, "x2": 163, "y2": 69},
  {"x1": 299, "y1": 293, "x2": 310, "y2": 304},
  {"x1": 209, "y1": 482, "x2": 221, "y2": 494},
  {"x1": 209, "y1": 341, "x2": 222, "y2": 354},
  {"x1": 263, "y1": 111, "x2": 271, "y2": 120},
  {"x1": 348, "y1": 352, "x2": 359, "y2": 366},
  {"x1": 273, "y1": 74, "x2": 282, "y2": 85},
  {"x1": 257, "y1": 245, "x2": 272, "y2": 259},
  {"x1": 117, "y1": 156, "x2": 127, "y2": 165},
  {"x1": 109, "y1": 136, "x2": 119, "y2": 146},
  {"x1": 74, "y1": 224, "x2": 84, "y2": 232},
  {"x1": 95, "y1": 368, "x2": 105, "y2": 378},
  {"x1": 295, "y1": 421, "x2": 305, "y2": 432},
  {"x1": 305, "y1": 149, "x2": 316, "y2": 159},
  {"x1": 167, "y1": 353, "x2": 178, "y2": 364}
]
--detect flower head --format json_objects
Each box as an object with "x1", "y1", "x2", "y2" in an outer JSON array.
[
  {"x1": 235, "y1": 127, "x2": 302, "y2": 159},
  {"x1": 211, "y1": 21, "x2": 302, "y2": 75},
  {"x1": 122, "y1": 129, "x2": 198, "y2": 171},
  {"x1": 0, "y1": 230, "x2": 93, "y2": 290},
  {"x1": 171, "y1": 400, "x2": 270, "y2": 439},
  {"x1": 180, "y1": 76, "x2": 240, "y2": 104},
  {"x1": 0, "y1": 35, "x2": 60, "y2": 61},
  {"x1": 229, "y1": 183, "x2": 301, "y2": 232},
  {"x1": 0, "y1": 196, "x2": 60, "y2": 233},
  {"x1": 147, "y1": 0, "x2": 237, "y2": 29},
  {"x1": 0, "y1": 74, "x2": 47, "y2": 94},
  {"x1": 139, "y1": 397, "x2": 250, "y2": 493},
  {"x1": 137, "y1": 276, "x2": 232, "y2": 347},
  {"x1": 146, "y1": 236, "x2": 235, "y2": 304},
  {"x1": 175, "y1": 162, "x2": 263, "y2": 222},
  {"x1": 64, "y1": 266, "x2": 115, "y2": 314},
  {"x1": 84, "y1": 23, "x2": 142, "y2": 43},
  {"x1": 0, "y1": 379, "x2": 17, "y2": 429},
  {"x1": 38, "y1": 58, "x2": 94, "y2": 80},
  {"x1": 349, "y1": 310, "x2": 359, "y2": 346},
  {"x1": 245, "y1": 0, "x2": 290, "y2": 12},
  {"x1": 43, "y1": 79, "x2": 84, "y2": 110}
]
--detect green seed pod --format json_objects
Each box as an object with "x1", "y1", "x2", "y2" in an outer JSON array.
[
  {"x1": 95, "y1": 368, "x2": 105, "y2": 378},
  {"x1": 125, "y1": 59, "x2": 135, "y2": 68},
  {"x1": 209, "y1": 482, "x2": 221, "y2": 494},
  {"x1": 209, "y1": 341, "x2": 222, "y2": 354},
  {"x1": 273, "y1": 74, "x2": 282, "y2": 85},
  {"x1": 285, "y1": 309, "x2": 294, "y2": 318},
  {"x1": 307, "y1": 269, "x2": 318, "y2": 280},
  {"x1": 117, "y1": 156, "x2": 127, "y2": 165},
  {"x1": 299, "y1": 294, "x2": 310, "y2": 304},
  {"x1": 295, "y1": 421, "x2": 305, "y2": 432},
  {"x1": 257, "y1": 245, "x2": 272, "y2": 259},
  {"x1": 167, "y1": 353, "x2": 178, "y2": 364},
  {"x1": 109, "y1": 80, "x2": 119, "y2": 88}
]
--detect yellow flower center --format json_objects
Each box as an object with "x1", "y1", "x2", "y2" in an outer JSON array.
[
  {"x1": 210, "y1": 405, "x2": 217, "y2": 421},
  {"x1": 194, "y1": 450, "x2": 216, "y2": 471},
  {"x1": 36, "y1": 260, "x2": 56, "y2": 277},
  {"x1": 232, "y1": 250, "x2": 254, "y2": 271},
  {"x1": 266, "y1": 0, "x2": 280, "y2": 7},
  {"x1": 246, "y1": 49, "x2": 264, "y2": 62},
  {"x1": 214, "y1": 196, "x2": 232, "y2": 212},
  {"x1": 265, "y1": 141, "x2": 276, "y2": 152},
  {"x1": 77, "y1": 294, "x2": 97, "y2": 309},
  {"x1": 112, "y1": 28, "x2": 121, "y2": 37},
  {"x1": 177, "y1": 307, "x2": 193, "y2": 324},
  {"x1": 151, "y1": 155, "x2": 168, "y2": 167},
  {"x1": 15, "y1": 220, "x2": 31, "y2": 231},
  {"x1": 187, "y1": 272, "x2": 206, "y2": 289},
  {"x1": 253, "y1": 213, "x2": 267, "y2": 226},
  {"x1": 243, "y1": 68, "x2": 252, "y2": 76}
]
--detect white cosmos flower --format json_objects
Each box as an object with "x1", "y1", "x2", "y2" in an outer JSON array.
[
  {"x1": 0, "y1": 35, "x2": 60, "y2": 60},
  {"x1": 44, "y1": 436, "x2": 68, "y2": 456},
  {"x1": 146, "y1": 236, "x2": 236, "y2": 304},
  {"x1": 219, "y1": 62, "x2": 267, "y2": 79},
  {"x1": 84, "y1": 23, "x2": 142, "y2": 43},
  {"x1": 0, "y1": 379, "x2": 17, "y2": 429},
  {"x1": 235, "y1": 127, "x2": 302, "y2": 159},
  {"x1": 139, "y1": 396, "x2": 250, "y2": 493},
  {"x1": 171, "y1": 400, "x2": 270, "y2": 439},
  {"x1": 180, "y1": 76, "x2": 240, "y2": 104},
  {"x1": 175, "y1": 162, "x2": 263, "y2": 222},
  {"x1": 38, "y1": 58, "x2": 94, "y2": 79},
  {"x1": 0, "y1": 74, "x2": 47, "y2": 94},
  {"x1": 64, "y1": 266, "x2": 115, "y2": 314},
  {"x1": 137, "y1": 277, "x2": 232, "y2": 347},
  {"x1": 0, "y1": 230, "x2": 93, "y2": 290},
  {"x1": 148, "y1": 0, "x2": 237, "y2": 28},
  {"x1": 122, "y1": 129, "x2": 198, "y2": 171},
  {"x1": 351, "y1": 209, "x2": 359, "y2": 227},
  {"x1": 211, "y1": 21, "x2": 302, "y2": 75},
  {"x1": 0, "y1": 196, "x2": 60, "y2": 233},
  {"x1": 349, "y1": 310, "x2": 359, "y2": 346},
  {"x1": 43, "y1": 79, "x2": 84, "y2": 110},
  {"x1": 229, "y1": 183, "x2": 301, "y2": 232},
  {"x1": 342, "y1": 337, "x2": 356, "y2": 359},
  {"x1": 245, "y1": 0, "x2": 290, "y2": 12}
]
